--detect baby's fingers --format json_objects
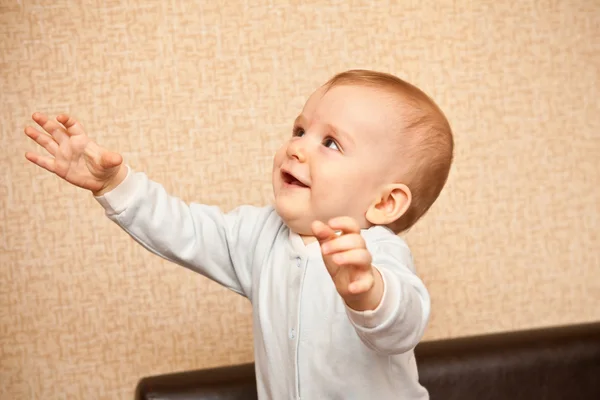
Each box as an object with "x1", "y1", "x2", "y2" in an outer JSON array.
[
  {"x1": 57, "y1": 114, "x2": 86, "y2": 136},
  {"x1": 332, "y1": 249, "x2": 372, "y2": 269},
  {"x1": 312, "y1": 220, "x2": 337, "y2": 242},
  {"x1": 24, "y1": 126, "x2": 58, "y2": 156},
  {"x1": 32, "y1": 112, "x2": 64, "y2": 136},
  {"x1": 25, "y1": 151, "x2": 56, "y2": 174},
  {"x1": 328, "y1": 216, "x2": 361, "y2": 234},
  {"x1": 348, "y1": 274, "x2": 374, "y2": 294},
  {"x1": 321, "y1": 233, "x2": 365, "y2": 256}
]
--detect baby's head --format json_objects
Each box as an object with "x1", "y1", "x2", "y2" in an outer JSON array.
[{"x1": 272, "y1": 69, "x2": 453, "y2": 237}]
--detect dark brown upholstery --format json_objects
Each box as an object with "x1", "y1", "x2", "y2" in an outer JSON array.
[{"x1": 135, "y1": 321, "x2": 600, "y2": 399}]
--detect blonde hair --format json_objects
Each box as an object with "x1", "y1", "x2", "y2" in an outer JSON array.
[{"x1": 325, "y1": 69, "x2": 454, "y2": 233}]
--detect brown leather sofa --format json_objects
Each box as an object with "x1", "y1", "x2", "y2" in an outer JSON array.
[{"x1": 135, "y1": 321, "x2": 600, "y2": 399}]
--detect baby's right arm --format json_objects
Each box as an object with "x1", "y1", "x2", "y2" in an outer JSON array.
[
  {"x1": 24, "y1": 113, "x2": 268, "y2": 297},
  {"x1": 95, "y1": 166, "x2": 269, "y2": 297}
]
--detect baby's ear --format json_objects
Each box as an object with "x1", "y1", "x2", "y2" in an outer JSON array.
[{"x1": 365, "y1": 183, "x2": 411, "y2": 226}]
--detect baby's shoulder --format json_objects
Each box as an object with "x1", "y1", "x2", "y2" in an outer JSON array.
[
  {"x1": 362, "y1": 225, "x2": 410, "y2": 248},
  {"x1": 362, "y1": 226, "x2": 414, "y2": 268}
]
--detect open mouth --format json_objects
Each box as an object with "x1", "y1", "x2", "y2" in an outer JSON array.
[{"x1": 281, "y1": 171, "x2": 309, "y2": 188}]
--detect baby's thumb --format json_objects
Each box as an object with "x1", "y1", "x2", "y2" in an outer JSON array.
[
  {"x1": 100, "y1": 151, "x2": 123, "y2": 170},
  {"x1": 312, "y1": 220, "x2": 335, "y2": 243}
]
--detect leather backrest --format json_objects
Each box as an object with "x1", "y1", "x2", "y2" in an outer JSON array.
[{"x1": 135, "y1": 321, "x2": 600, "y2": 400}]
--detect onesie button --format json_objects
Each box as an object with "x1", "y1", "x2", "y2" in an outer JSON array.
[
  {"x1": 295, "y1": 257, "x2": 302, "y2": 267},
  {"x1": 289, "y1": 328, "x2": 296, "y2": 339}
]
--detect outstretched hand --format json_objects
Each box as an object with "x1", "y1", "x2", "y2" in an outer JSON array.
[
  {"x1": 312, "y1": 217, "x2": 384, "y2": 311},
  {"x1": 24, "y1": 112, "x2": 126, "y2": 195}
]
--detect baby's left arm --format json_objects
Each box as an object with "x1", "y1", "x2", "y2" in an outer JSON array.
[{"x1": 313, "y1": 218, "x2": 430, "y2": 355}]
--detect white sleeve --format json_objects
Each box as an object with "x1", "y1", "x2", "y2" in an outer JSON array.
[
  {"x1": 344, "y1": 236, "x2": 430, "y2": 355},
  {"x1": 94, "y1": 166, "x2": 275, "y2": 299}
]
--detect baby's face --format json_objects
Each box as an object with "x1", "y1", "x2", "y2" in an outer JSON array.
[{"x1": 272, "y1": 84, "x2": 399, "y2": 236}]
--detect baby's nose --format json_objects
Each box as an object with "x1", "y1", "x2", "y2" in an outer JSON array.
[{"x1": 287, "y1": 140, "x2": 307, "y2": 162}]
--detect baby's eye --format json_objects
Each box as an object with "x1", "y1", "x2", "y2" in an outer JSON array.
[
  {"x1": 293, "y1": 127, "x2": 305, "y2": 137},
  {"x1": 323, "y1": 138, "x2": 340, "y2": 151}
]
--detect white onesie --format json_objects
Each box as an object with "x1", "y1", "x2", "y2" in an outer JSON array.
[{"x1": 95, "y1": 166, "x2": 431, "y2": 400}]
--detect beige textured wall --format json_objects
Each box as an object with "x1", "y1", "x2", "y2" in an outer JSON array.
[{"x1": 1, "y1": 0, "x2": 599, "y2": 398}]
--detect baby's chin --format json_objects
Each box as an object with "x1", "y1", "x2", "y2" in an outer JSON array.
[{"x1": 274, "y1": 201, "x2": 314, "y2": 235}]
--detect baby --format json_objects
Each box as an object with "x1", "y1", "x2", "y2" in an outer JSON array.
[{"x1": 24, "y1": 69, "x2": 453, "y2": 399}]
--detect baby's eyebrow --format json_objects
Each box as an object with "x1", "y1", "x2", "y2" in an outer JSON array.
[
  {"x1": 294, "y1": 114, "x2": 308, "y2": 127},
  {"x1": 294, "y1": 114, "x2": 355, "y2": 147},
  {"x1": 325, "y1": 122, "x2": 354, "y2": 146}
]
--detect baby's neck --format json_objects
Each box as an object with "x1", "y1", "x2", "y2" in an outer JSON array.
[{"x1": 300, "y1": 235, "x2": 318, "y2": 245}]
